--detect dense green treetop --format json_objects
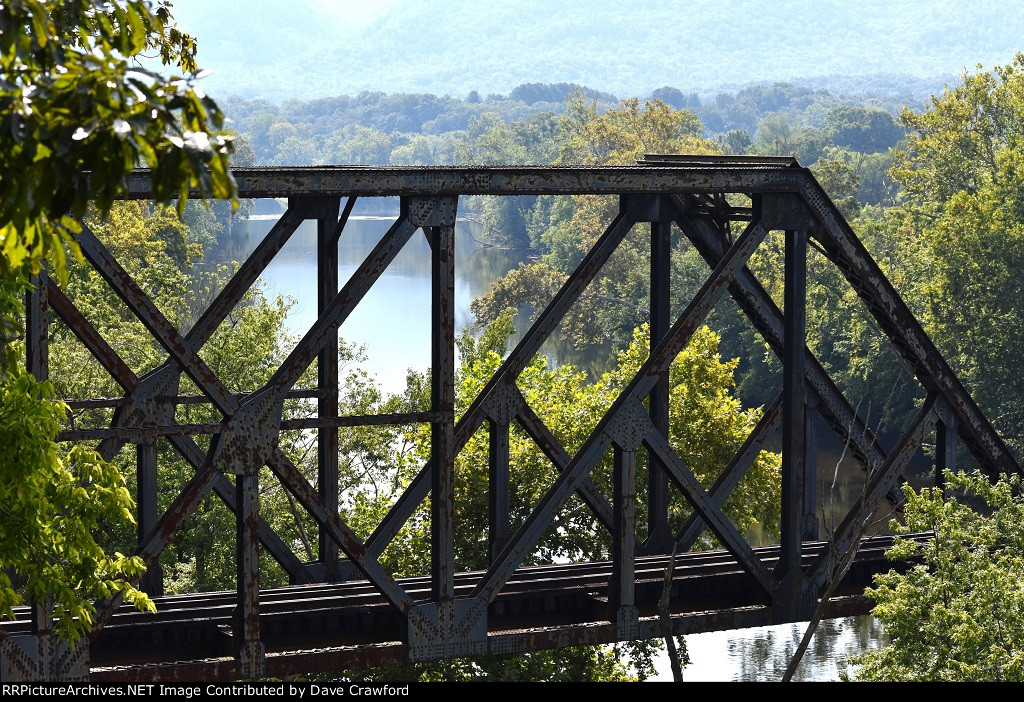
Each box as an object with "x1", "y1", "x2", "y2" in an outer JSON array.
[{"x1": 855, "y1": 472, "x2": 1024, "y2": 681}]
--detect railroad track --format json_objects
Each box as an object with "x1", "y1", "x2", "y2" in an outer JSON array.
[{"x1": 1, "y1": 532, "x2": 927, "y2": 681}]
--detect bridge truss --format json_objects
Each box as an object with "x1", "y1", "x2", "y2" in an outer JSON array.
[{"x1": 1, "y1": 156, "x2": 1018, "y2": 680}]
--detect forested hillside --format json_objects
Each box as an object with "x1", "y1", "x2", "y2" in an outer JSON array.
[{"x1": 161, "y1": 0, "x2": 1018, "y2": 102}]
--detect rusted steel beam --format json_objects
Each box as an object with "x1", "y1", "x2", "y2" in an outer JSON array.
[
  {"x1": 644, "y1": 420, "x2": 775, "y2": 596},
  {"x1": 189, "y1": 207, "x2": 304, "y2": 350},
  {"x1": 472, "y1": 219, "x2": 769, "y2": 604},
  {"x1": 75, "y1": 225, "x2": 237, "y2": 417},
  {"x1": 807, "y1": 393, "x2": 937, "y2": 591},
  {"x1": 672, "y1": 203, "x2": 898, "y2": 499},
  {"x1": 89, "y1": 461, "x2": 223, "y2": 639},
  {"x1": 267, "y1": 215, "x2": 418, "y2": 395},
  {"x1": 645, "y1": 219, "x2": 672, "y2": 553},
  {"x1": 778, "y1": 228, "x2": 809, "y2": 584},
  {"x1": 610, "y1": 445, "x2": 638, "y2": 636},
  {"x1": 935, "y1": 407, "x2": 957, "y2": 489},
  {"x1": 121, "y1": 165, "x2": 805, "y2": 199},
  {"x1": 25, "y1": 274, "x2": 50, "y2": 662},
  {"x1": 76, "y1": 220, "x2": 413, "y2": 602},
  {"x1": 73, "y1": 207, "x2": 302, "y2": 497},
  {"x1": 58, "y1": 411, "x2": 442, "y2": 440},
  {"x1": 136, "y1": 442, "x2": 163, "y2": 596},
  {"x1": 363, "y1": 209, "x2": 637, "y2": 562},
  {"x1": 49, "y1": 274, "x2": 307, "y2": 580},
  {"x1": 26, "y1": 271, "x2": 48, "y2": 381},
  {"x1": 318, "y1": 201, "x2": 342, "y2": 579},
  {"x1": 56, "y1": 248, "x2": 413, "y2": 605},
  {"x1": 803, "y1": 393, "x2": 820, "y2": 540},
  {"x1": 48, "y1": 280, "x2": 138, "y2": 391},
  {"x1": 78, "y1": 532, "x2": 922, "y2": 680},
  {"x1": 515, "y1": 399, "x2": 615, "y2": 532},
  {"x1": 235, "y1": 473, "x2": 265, "y2": 678},
  {"x1": 333, "y1": 196, "x2": 357, "y2": 243},
  {"x1": 488, "y1": 419, "x2": 511, "y2": 564},
  {"x1": 163, "y1": 433, "x2": 308, "y2": 580},
  {"x1": 64, "y1": 388, "x2": 328, "y2": 411},
  {"x1": 266, "y1": 449, "x2": 415, "y2": 613},
  {"x1": 429, "y1": 221, "x2": 456, "y2": 604},
  {"x1": 799, "y1": 176, "x2": 1020, "y2": 478},
  {"x1": 675, "y1": 394, "x2": 783, "y2": 550}
]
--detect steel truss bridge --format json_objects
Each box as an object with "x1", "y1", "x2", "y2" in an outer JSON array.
[{"x1": 0, "y1": 156, "x2": 1018, "y2": 681}]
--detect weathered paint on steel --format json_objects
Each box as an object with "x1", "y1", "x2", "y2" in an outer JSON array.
[{"x1": 19, "y1": 161, "x2": 1017, "y2": 681}]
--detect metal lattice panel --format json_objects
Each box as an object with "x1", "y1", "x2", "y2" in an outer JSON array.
[{"x1": 1, "y1": 158, "x2": 1017, "y2": 681}]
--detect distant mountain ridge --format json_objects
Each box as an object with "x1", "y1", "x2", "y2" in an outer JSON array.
[{"x1": 163, "y1": 0, "x2": 1021, "y2": 102}]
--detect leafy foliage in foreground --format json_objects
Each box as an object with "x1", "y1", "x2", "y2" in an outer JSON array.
[
  {"x1": 0, "y1": 0, "x2": 235, "y2": 646},
  {"x1": 855, "y1": 471, "x2": 1024, "y2": 681},
  {"x1": 0, "y1": 359, "x2": 154, "y2": 645}
]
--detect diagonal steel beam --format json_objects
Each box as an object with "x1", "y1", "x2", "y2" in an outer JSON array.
[
  {"x1": 76, "y1": 224, "x2": 238, "y2": 417},
  {"x1": 516, "y1": 399, "x2": 615, "y2": 532},
  {"x1": 90, "y1": 459, "x2": 222, "y2": 638},
  {"x1": 78, "y1": 213, "x2": 420, "y2": 607},
  {"x1": 674, "y1": 393, "x2": 783, "y2": 551},
  {"x1": 266, "y1": 216, "x2": 418, "y2": 394},
  {"x1": 266, "y1": 449, "x2": 415, "y2": 612},
  {"x1": 187, "y1": 207, "x2": 305, "y2": 351},
  {"x1": 798, "y1": 177, "x2": 1020, "y2": 479},
  {"x1": 48, "y1": 280, "x2": 137, "y2": 391},
  {"x1": 671, "y1": 200, "x2": 896, "y2": 491},
  {"x1": 807, "y1": 393, "x2": 937, "y2": 591},
  {"x1": 470, "y1": 219, "x2": 769, "y2": 603},
  {"x1": 167, "y1": 435, "x2": 307, "y2": 578},
  {"x1": 48, "y1": 280, "x2": 307, "y2": 579},
  {"x1": 363, "y1": 210, "x2": 638, "y2": 560},
  {"x1": 643, "y1": 415, "x2": 775, "y2": 595}
]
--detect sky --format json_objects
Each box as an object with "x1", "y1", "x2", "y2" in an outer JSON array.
[{"x1": 156, "y1": 0, "x2": 1024, "y2": 102}]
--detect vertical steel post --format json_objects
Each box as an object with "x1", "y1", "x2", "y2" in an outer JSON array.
[
  {"x1": 488, "y1": 419, "x2": 510, "y2": 564},
  {"x1": 431, "y1": 224, "x2": 456, "y2": 603},
  {"x1": 776, "y1": 227, "x2": 809, "y2": 618},
  {"x1": 647, "y1": 220, "x2": 672, "y2": 551},
  {"x1": 318, "y1": 212, "x2": 340, "y2": 579},
  {"x1": 26, "y1": 270, "x2": 48, "y2": 382},
  {"x1": 610, "y1": 444, "x2": 638, "y2": 636},
  {"x1": 236, "y1": 472, "x2": 265, "y2": 678}
]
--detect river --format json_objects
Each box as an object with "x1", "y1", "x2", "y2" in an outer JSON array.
[{"x1": 218, "y1": 208, "x2": 893, "y2": 681}]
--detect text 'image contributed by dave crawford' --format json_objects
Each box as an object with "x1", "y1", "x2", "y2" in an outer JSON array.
[{"x1": 1, "y1": 683, "x2": 413, "y2": 697}]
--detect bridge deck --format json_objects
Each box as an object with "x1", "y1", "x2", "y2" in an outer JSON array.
[{"x1": 0, "y1": 534, "x2": 924, "y2": 681}]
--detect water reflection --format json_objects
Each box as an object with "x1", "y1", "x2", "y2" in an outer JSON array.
[
  {"x1": 661, "y1": 615, "x2": 887, "y2": 681},
  {"x1": 214, "y1": 210, "x2": 522, "y2": 393}
]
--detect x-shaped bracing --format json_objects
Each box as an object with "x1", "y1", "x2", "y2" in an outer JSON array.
[{"x1": 39, "y1": 165, "x2": 1020, "y2": 670}]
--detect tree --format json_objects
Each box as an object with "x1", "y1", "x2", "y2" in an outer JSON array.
[
  {"x1": 811, "y1": 156, "x2": 862, "y2": 220},
  {"x1": 853, "y1": 471, "x2": 1024, "y2": 681},
  {"x1": 822, "y1": 106, "x2": 903, "y2": 154},
  {"x1": 473, "y1": 93, "x2": 722, "y2": 368},
  {"x1": 886, "y1": 54, "x2": 1024, "y2": 456},
  {"x1": 0, "y1": 0, "x2": 235, "y2": 647}
]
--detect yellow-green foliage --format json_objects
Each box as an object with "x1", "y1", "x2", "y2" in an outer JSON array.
[
  {"x1": 855, "y1": 471, "x2": 1024, "y2": 681},
  {"x1": 0, "y1": 357, "x2": 154, "y2": 646}
]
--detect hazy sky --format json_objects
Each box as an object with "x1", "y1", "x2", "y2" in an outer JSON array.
[{"x1": 159, "y1": 0, "x2": 1024, "y2": 101}]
